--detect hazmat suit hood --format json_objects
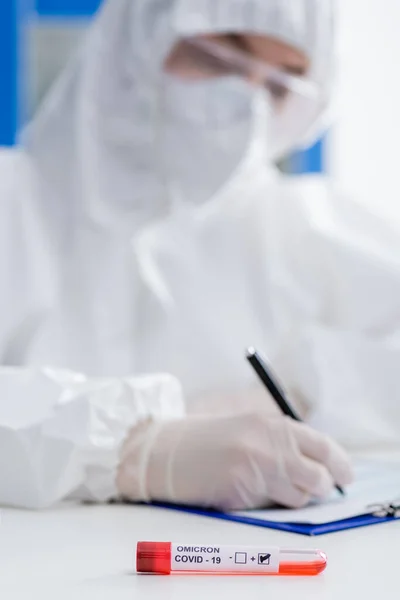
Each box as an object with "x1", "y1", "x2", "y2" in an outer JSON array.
[{"x1": 26, "y1": 0, "x2": 334, "y2": 233}]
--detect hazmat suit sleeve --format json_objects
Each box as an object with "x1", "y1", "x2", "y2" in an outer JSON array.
[
  {"x1": 0, "y1": 153, "x2": 185, "y2": 510},
  {"x1": 0, "y1": 367, "x2": 184, "y2": 510},
  {"x1": 269, "y1": 175, "x2": 400, "y2": 453}
]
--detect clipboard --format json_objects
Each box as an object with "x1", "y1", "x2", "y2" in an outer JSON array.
[
  {"x1": 150, "y1": 501, "x2": 400, "y2": 536},
  {"x1": 149, "y1": 460, "x2": 400, "y2": 536}
]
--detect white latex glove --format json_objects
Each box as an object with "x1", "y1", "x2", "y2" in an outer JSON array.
[{"x1": 117, "y1": 411, "x2": 354, "y2": 510}]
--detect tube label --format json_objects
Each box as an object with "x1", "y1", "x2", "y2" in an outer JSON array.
[{"x1": 171, "y1": 544, "x2": 280, "y2": 573}]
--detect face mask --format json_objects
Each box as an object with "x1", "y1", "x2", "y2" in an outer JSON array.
[
  {"x1": 157, "y1": 75, "x2": 273, "y2": 207},
  {"x1": 134, "y1": 84, "x2": 275, "y2": 314}
]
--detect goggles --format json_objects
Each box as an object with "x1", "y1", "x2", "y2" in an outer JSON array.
[{"x1": 170, "y1": 36, "x2": 321, "y2": 103}]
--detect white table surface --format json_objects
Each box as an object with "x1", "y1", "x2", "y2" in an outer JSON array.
[{"x1": 0, "y1": 503, "x2": 398, "y2": 600}]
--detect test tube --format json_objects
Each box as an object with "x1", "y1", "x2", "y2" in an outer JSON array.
[{"x1": 136, "y1": 542, "x2": 327, "y2": 576}]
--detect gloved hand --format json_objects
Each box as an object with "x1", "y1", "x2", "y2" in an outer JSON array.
[{"x1": 117, "y1": 411, "x2": 354, "y2": 510}]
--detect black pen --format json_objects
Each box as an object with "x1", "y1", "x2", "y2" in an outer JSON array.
[{"x1": 246, "y1": 347, "x2": 345, "y2": 496}]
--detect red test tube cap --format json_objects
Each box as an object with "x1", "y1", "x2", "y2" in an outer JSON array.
[{"x1": 136, "y1": 542, "x2": 172, "y2": 574}]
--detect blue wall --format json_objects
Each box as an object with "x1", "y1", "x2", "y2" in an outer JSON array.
[
  {"x1": 1, "y1": 0, "x2": 100, "y2": 146},
  {"x1": 290, "y1": 138, "x2": 324, "y2": 175},
  {"x1": 0, "y1": 0, "x2": 24, "y2": 146},
  {"x1": 36, "y1": 0, "x2": 101, "y2": 17}
]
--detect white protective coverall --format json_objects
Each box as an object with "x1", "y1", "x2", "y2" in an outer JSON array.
[{"x1": 0, "y1": 0, "x2": 399, "y2": 510}]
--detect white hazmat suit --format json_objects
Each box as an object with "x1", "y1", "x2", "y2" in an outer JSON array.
[{"x1": 0, "y1": 0, "x2": 399, "y2": 510}]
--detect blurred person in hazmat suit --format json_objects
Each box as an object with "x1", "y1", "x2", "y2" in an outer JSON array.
[{"x1": 0, "y1": 0, "x2": 399, "y2": 511}]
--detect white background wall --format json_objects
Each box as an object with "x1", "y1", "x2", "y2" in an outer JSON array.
[{"x1": 328, "y1": 0, "x2": 400, "y2": 224}]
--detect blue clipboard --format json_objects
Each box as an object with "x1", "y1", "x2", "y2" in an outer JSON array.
[{"x1": 150, "y1": 502, "x2": 400, "y2": 536}]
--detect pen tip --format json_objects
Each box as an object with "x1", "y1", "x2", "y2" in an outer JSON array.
[
  {"x1": 336, "y1": 485, "x2": 345, "y2": 496},
  {"x1": 246, "y1": 347, "x2": 256, "y2": 357}
]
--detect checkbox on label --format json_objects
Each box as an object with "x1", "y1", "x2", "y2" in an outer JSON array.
[
  {"x1": 258, "y1": 553, "x2": 271, "y2": 566},
  {"x1": 235, "y1": 552, "x2": 247, "y2": 565}
]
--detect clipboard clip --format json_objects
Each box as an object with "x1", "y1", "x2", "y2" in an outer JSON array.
[{"x1": 367, "y1": 499, "x2": 400, "y2": 518}]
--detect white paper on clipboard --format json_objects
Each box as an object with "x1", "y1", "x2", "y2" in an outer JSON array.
[{"x1": 233, "y1": 460, "x2": 400, "y2": 524}]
